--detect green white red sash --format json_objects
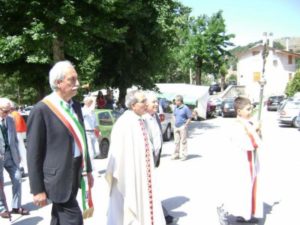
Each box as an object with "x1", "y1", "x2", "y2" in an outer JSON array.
[{"x1": 43, "y1": 94, "x2": 94, "y2": 219}]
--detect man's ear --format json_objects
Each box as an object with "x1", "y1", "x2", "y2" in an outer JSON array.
[{"x1": 55, "y1": 79, "x2": 62, "y2": 88}]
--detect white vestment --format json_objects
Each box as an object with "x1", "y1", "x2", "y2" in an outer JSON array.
[
  {"x1": 223, "y1": 118, "x2": 263, "y2": 220},
  {"x1": 105, "y1": 110, "x2": 166, "y2": 225}
]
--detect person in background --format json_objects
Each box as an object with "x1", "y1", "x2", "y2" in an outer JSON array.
[
  {"x1": 170, "y1": 99, "x2": 176, "y2": 112},
  {"x1": 0, "y1": 97, "x2": 29, "y2": 218},
  {"x1": 10, "y1": 102, "x2": 28, "y2": 177},
  {"x1": 220, "y1": 96, "x2": 263, "y2": 224},
  {"x1": 82, "y1": 96, "x2": 100, "y2": 169},
  {"x1": 96, "y1": 91, "x2": 106, "y2": 109},
  {"x1": 105, "y1": 90, "x2": 165, "y2": 225},
  {"x1": 172, "y1": 95, "x2": 192, "y2": 161},
  {"x1": 26, "y1": 60, "x2": 94, "y2": 225},
  {"x1": 104, "y1": 89, "x2": 114, "y2": 110},
  {"x1": 0, "y1": 114, "x2": 9, "y2": 219},
  {"x1": 143, "y1": 91, "x2": 177, "y2": 224}
]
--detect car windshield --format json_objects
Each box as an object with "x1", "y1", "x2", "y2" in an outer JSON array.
[{"x1": 111, "y1": 110, "x2": 122, "y2": 119}]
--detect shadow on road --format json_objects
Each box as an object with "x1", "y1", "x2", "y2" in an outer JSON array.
[
  {"x1": 22, "y1": 201, "x2": 40, "y2": 212},
  {"x1": 189, "y1": 120, "x2": 220, "y2": 134},
  {"x1": 13, "y1": 216, "x2": 43, "y2": 225},
  {"x1": 160, "y1": 154, "x2": 202, "y2": 161},
  {"x1": 163, "y1": 196, "x2": 189, "y2": 220},
  {"x1": 225, "y1": 201, "x2": 279, "y2": 225}
]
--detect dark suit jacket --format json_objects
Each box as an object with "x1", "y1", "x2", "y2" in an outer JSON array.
[
  {"x1": 3, "y1": 116, "x2": 20, "y2": 166},
  {"x1": 26, "y1": 99, "x2": 92, "y2": 203}
]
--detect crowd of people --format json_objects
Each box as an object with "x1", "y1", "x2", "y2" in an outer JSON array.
[{"x1": 0, "y1": 60, "x2": 263, "y2": 225}]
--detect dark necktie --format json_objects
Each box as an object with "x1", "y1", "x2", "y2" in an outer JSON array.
[
  {"x1": 1, "y1": 119, "x2": 9, "y2": 151},
  {"x1": 138, "y1": 119, "x2": 154, "y2": 225}
]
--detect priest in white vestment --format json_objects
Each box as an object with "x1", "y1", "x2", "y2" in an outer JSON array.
[{"x1": 105, "y1": 90, "x2": 166, "y2": 225}]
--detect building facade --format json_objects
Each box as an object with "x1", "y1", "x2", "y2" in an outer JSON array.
[{"x1": 236, "y1": 44, "x2": 300, "y2": 102}]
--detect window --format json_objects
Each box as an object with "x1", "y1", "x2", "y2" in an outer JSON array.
[{"x1": 98, "y1": 112, "x2": 113, "y2": 126}]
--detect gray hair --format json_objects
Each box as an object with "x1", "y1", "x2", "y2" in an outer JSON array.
[
  {"x1": 9, "y1": 100, "x2": 16, "y2": 109},
  {"x1": 0, "y1": 97, "x2": 12, "y2": 108},
  {"x1": 175, "y1": 95, "x2": 183, "y2": 103},
  {"x1": 83, "y1": 96, "x2": 94, "y2": 104},
  {"x1": 145, "y1": 91, "x2": 157, "y2": 103},
  {"x1": 125, "y1": 90, "x2": 143, "y2": 109},
  {"x1": 49, "y1": 60, "x2": 74, "y2": 91}
]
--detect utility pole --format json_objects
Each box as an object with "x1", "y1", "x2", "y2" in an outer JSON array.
[{"x1": 257, "y1": 32, "x2": 270, "y2": 121}]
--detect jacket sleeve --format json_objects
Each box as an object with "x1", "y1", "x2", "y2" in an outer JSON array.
[{"x1": 26, "y1": 103, "x2": 47, "y2": 195}]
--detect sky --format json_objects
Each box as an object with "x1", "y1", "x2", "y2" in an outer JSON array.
[{"x1": 179, "y1": 0, "x2": 300, "y2": 46}]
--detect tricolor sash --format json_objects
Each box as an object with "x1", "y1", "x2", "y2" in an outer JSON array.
[{"x1": 43, "y1": 95, "x2": 94, "y2": 219}]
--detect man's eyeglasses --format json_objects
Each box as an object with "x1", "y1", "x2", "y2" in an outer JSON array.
[{"x1": 0, "y1": 108, "x2": 10, "y2": 114}]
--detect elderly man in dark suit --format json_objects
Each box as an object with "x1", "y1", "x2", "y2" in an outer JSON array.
[
  {"x1": 0, "y1": 97, "x2": 29, "y2": 218},
  {"x1": 27, "y1": 60, "x2": 94, "y2": 225}
]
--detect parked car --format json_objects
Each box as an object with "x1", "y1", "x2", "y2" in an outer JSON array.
[
  {"x1": 266, "y1": 95, "x2": 285, "y2": 111},
  {"x1": 94, "y1": 109, "x2": 122, "y2": 158},
  {"x1": 278, "y1": 98, "x2": 300, "y2": 128},
  {"x1": 158, "y1": 98, "x2": 174, "y2": 141},
  {"x1": 220, "y1": 97, "x2": 236, "y2": 117},
  {"x1": 209, "y1": 83, "x2": 221, "y2": 95},
  {"x1": 207, "y1": 97, "x2": 222, "y2": 118}
]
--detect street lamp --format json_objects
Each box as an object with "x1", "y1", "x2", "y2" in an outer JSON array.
[{"x1": 257, "y1": 32, "x2": 270, "y2": 121}]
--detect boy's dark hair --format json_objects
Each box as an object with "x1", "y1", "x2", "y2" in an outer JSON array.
[{"x1": 234, "y1": 96, "x2": 251, "y2": 112}]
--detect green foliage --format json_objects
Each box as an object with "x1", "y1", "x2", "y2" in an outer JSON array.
[
  {"x1": 227, "y1": 74, "x2": 237, "y2": 82},
  {"x1": 296, "y1": 58, "x2": 300, "y2": 70},
  {"x1": 0, "y1": 1, "x2": 240, "y2": 104},
  {"x1": 273, "y1": 41, "x2": 285, "y2": 50},
  {"x1": 0, "y1": 72, "x2": 38, "y2": 105},
  {"x1": 0, "y1": 0, "x2": 185, "y2": 104},
  {"x1": 182, "y1": 11, "x2": 234, "y2": 84},
  {"x1": 285, "y1": 70, "x2": 300, "y2": 97}
]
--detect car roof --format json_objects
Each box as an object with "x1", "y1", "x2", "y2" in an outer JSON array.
[{"x1": 94, "y1": 109, "x2": 113, "y2": 113}]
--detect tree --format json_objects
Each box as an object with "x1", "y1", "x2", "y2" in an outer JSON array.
[
  {"x1": 96, "y1": 0, "x2": 185, "y2": 104},
  {"x1": 155, "y1": 3, "x2": 191, "y2": 83},
  {"x1": 0, "y1": 0, "x2": 185, "y2": 105},
  {"x1": 0, "y1": 0, "x2": 123, "y2": 103},
  {"x1": 286, "y1": 69, "x2": 300, "y2": 97},
  {"x1": 183, "y1": 11, "x2": 234, "y2": 85}
]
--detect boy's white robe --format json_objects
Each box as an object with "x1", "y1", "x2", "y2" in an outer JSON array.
[
  {"x1": 105, "y1": 110, "x2": 165, "y2": 225},
  {"x1": 223, "y1": 118, "x2": 263, "y2": 220}
]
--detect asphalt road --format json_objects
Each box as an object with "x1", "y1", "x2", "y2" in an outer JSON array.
[{"x1": 2, "y1": 107, "x2": 300, "y2": 225}]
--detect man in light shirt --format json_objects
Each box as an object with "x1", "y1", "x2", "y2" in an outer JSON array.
[{"x1": 82, "y1": 96, "x2": 100, "y2": 168}]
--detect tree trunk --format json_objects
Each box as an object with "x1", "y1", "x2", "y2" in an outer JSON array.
[
  {"x1": 52, "y1": 37, "x2": 65, "y2": 62},
  {"x1": 118, "y1": 86, "x2": 127, "y2": 108},
  {"x1": 195, "y1": 58, "x2": 202, "y2": 85},
  {"x1": 220, "y1": 74, "x2": 226, "y2": 91}
]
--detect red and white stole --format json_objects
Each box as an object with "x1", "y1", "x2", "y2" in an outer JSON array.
[{"x1": 43, "y1": 94, "x2": 94, "y2": 219}]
